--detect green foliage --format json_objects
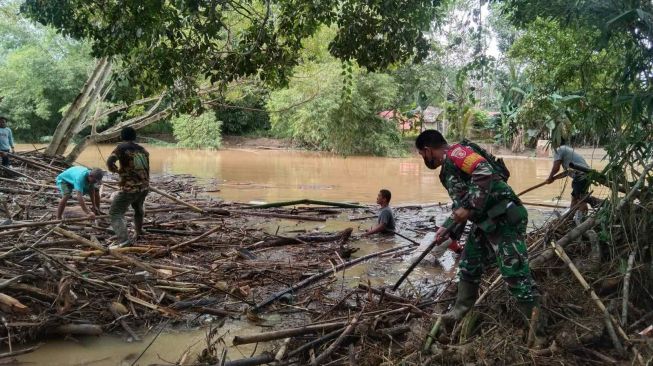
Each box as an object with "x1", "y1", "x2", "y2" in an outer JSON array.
[
  {"x1": 214, "y1": 81, "x2": 270, "y2": 135},
  {"x1": 498, "y1": 0, "x2": 653, "y2": 166},
  {"x1": 171, "y1": 112, "x2": 222, "y2": 149},
  {"x1": 268, "y1": 57, "x2": 404, "y2": 156},
  {"x1": 0, "y1": 2, "x2": 93, "y2": 141},
  {"x1": 22, "y1": 0, "x2": 443, "y2": 103}
]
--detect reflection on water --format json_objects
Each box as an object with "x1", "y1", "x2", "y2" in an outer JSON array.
[{"x1": 62, "y1": 144, "x2": 606, "y2": 205}]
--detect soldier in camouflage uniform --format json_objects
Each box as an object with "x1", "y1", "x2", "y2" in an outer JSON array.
[
  {"x1": 107, "y1": 127, "x2": 150, "y2": 247},
  {"x1": 415, "y1": 130, "x2": 539, "y2": 326}
]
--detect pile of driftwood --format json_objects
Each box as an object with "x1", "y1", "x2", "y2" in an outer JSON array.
[
  {"x1": 195, "y1": 167, "x2": 653, "y2": 365},
  {"x1": 0, "y1": 151, "x2": 382, "y2": 359},
  {"x1": 193, "y1": 205, "x2": 652, "y2": 366}
]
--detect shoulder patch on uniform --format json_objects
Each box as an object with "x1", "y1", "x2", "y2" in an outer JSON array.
[{"x1": 447, "y1": 144, "x2": 486, "y2": 174}]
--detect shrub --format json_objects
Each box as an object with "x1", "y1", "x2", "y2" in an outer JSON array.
[{"x1": 171, "y1": 111, "x2": 222, "y2": 149}]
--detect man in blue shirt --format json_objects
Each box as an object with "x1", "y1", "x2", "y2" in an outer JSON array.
[
  {"x1": 55, "y1": 166, "x2": 104, "y2": 219},
  {"x1": 0, "y1": 117, "x2": 15, "y2": 166}
]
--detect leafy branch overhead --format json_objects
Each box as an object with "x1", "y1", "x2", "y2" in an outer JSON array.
[{"x1": 21, "y1": 0, "x2": 443, "y2": 94}]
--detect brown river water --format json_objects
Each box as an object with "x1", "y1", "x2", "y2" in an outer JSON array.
[{"x1": 12, "y1": 144, "x2": 606, "y2": 365}]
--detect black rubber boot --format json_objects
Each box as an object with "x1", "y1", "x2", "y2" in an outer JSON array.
[{"x1": 440, "y1": 280, "x2": 479, "y2": 324}]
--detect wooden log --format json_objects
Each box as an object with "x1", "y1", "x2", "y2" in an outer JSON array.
[
  {"x1": 0, "y1": 228, "x2": 26, "y2": 237},
  {"x1": 245, "y1": 199, "x2": 364, "y2": 209},
  {"x1": 550, "y1": 241, "x2": 629, "y2": 342},
  {"x1": 391, "y1": 231, "x2": 422, "y2": 246},
  {"x1": 423, "y1": 316, "x2": 442, "y2": 352},
  {"x1": 286, "y1": 327, "x2": 346, "y2": 359},
  {"x1": 0, "y1": 177, "x2": 57, "y2": 190},
  {"x1": 517, "y1": 171, "x2": 567, "y2": 196},
  {"x1": 0, "y1": 206, "x2": 196, "y2": 231},
  {"x1": 520, "y1": 201, "x2": 567, "y2": 209},
  {"x1": 221, "y1": 353, "x2": 275, "y2": 366},
  {"x1": 275, "y1": 337, "x2": 292, "y2": 361},
  {"x1": 149, "y1": 186, "x2": 205, "y2": 213},
  {"x1": 52, "y1": 324, "x2": 103, "y2": 336},
  {"x1": 0, "y1": 344, "x2": 42, "y2": 359},
  {"x1": 7, "y1": 153, "x2": 61, "y2": 173},
  {"x1": 252, "y1": 243, "x2": 415, "y2": 312},
  {"x1": 0, "y1": 187, "x2": 59, "y2": 196},
  {"x1": 248, "y1": 228, "x2": 353, "y2": 250},
  {"x1": 0, "y1": 165, "x2": 37, "y2": 182},
  {"x1": 311, "y1": 314, "x2": 359, "y2": 366},
  {"x1": 357, "y1": 284, "x2": 411, "y2": 304},
  {"x1": 531, "y1": 217, "x2": 597, "y2": 267},
  {"x1": 232, "y1": 210, "x2": 327, "y2": 222},
  {"x1": 53, "y1": 227, "x2": 163, "y2": 277},
  {"x1": 233, "y1": 321, "x2": 346, "y2": 345},
  {"x1": 0, "y1": 293, "x2": 30, "y2": 314},
  {"x1": 169, "y1": 226, "x2": 222, "y2": 251},
  {"x1": 622, "y1": 250, "x2": 636, "y2": 326},
  {"x1": 110, "y1": 307, "x2": 141, "y2": 341}
]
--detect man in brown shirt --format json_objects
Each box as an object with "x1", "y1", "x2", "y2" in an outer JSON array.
[{"x1": 107, "y1": 127, "x2": 150, "y2": 247}]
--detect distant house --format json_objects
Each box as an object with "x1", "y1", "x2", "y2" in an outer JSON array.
[
  {"x1": 378, "y1": 110, "x2": 414, "y2": 132},
  {"x1": 421, "y1": 106, "x2": 444, "y2": 133}
]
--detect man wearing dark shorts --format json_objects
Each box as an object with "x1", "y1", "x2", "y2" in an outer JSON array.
[
  {"x1": 362, "y1": 189, "x2": 396, "y2": 236},
  {"x1": 546, "y1": 140, "x2": 590, "y2": 223},
  {"x1": 107, "y1": 127, "x2": 150, "y2": 247}
]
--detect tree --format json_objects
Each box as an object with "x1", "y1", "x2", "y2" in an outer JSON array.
[
  {"x1": 171, "y1": 111, "x2": 222, "y2": 149},
  {"x1": 0, "y1": 1, "x2": 94, "y2": 141},
  {"x1": 21, "y1": 0, "x2": 445, "y2": 159}
]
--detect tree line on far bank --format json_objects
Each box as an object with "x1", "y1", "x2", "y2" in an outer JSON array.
[{"x1": 0, "y1": 0, "x2": 650, "y2": 161}]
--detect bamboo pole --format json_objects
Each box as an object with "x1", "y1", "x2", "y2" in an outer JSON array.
[
  {"x1": 311, "y1": 314, "x2": 359, "y2": 366},
  {"x1": 0, "y1": 177, "x2": 57, "y2": 189},
  {"x1": 53, "y1": 227, "x2": 163, "y2": 277},
  {"x1": 232, "y1": 321, "x2": 347, "y2": 345},
  {"x1": 7, "y1": 152, "x2": 62, "y2": 173},
  {"x1": 244, "y1": 199, "x2": 364, "y2": 209},
  {"x1": 550, "y1": 240, "x2": 628, "y2": 341},
  {"x1": 0, "y1": 206, "x2": 200, "y2": 231},
  {"x1": 517, "y1": 171, "x2": 567, "y2": 196},
  {"x1": 148, "y1": 186, "x2": 205, "y2": 213},
  {"x1": 169, "y1": 226, "x2": 221, "y2": 251}
]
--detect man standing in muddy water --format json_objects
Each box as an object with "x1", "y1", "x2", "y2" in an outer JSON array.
[
  {"x1": 107, "y1": 127, "x2": 150, "y2": 248},
  {"x1": 415, "y1": 130, "x2": 540, "y2": 329},
  {"x1": 362, "y1": 189, "x2": 395, "y2": 236}
]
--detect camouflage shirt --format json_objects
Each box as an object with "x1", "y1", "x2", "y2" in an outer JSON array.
[
  {"x1": 440, "y1": 142, "x2": 518, "y2": 225},
  {"x1": 107, "y1": 142, "x2": 150, "y2": 193}
]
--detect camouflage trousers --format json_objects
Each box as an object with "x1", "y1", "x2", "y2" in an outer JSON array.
[
  {"x1": 110, "y1": 190, "x2": 148, "y2": 242},
  {"x1": 458, "y1": 204, "x2": 538, "y2": 303}
]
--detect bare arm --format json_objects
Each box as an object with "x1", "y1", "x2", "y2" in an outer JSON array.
[
  {"x1": 363, "y1": 223, "x2": 387, "y2": 236},
  {"x1": 90, "y1": 189, "x2": 102, "y2": 214},
  {"x1": 547, "y1": 160, "x2": 563, "y2": 183},
  {"x1": 76, "y1": 191, "x2": 94, "y2": 217},
  {"x1": 106, "y1": 150, "x2": 119, "y2": 173}
]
